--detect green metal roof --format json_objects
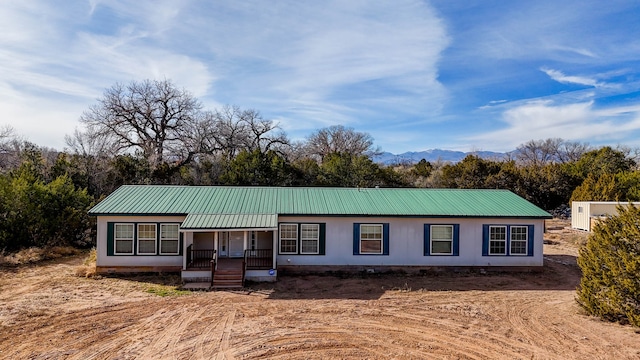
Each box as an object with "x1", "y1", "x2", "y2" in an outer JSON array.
[
  {"x1": 89, "y1": 185, "x2": 551, "y2": 218},
  {"x1": 181, "y1": 213, "x2": 278, "y2": 230}
]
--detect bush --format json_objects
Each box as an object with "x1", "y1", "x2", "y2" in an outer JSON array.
[
  {"x1": 0, "y1": 170, "x2": 94, "y2": 251},
  {"x1": 577, "y1": 204, "x2": 640, "y2": 326}
]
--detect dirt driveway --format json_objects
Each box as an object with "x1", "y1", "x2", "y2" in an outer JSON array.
[{"x1": 0, "y1": 220, "x2": 638, "y2": 359}]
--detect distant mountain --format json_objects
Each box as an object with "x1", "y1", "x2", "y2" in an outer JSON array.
[{"x1": 372, "y1": 149, "x2": 507, "y2": 165}]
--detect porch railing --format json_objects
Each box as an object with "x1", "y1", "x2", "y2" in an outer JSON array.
[
  {"x1": 186, "y1": 245, "x2": 216, "y2": 269},
  {"x1": 244, "y1": 249, "x2": 273, "y2": 270}
]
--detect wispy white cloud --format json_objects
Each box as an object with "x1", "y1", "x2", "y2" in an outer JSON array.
[
  {"x1": 1, "y1": 0, "x2": 639, "y2": 154},
  {"x1": 541, "y1": 68, "x2": 602, "y2": 87},
  {"x1": 468, "y1": 100, "x2": 640, "y2": 151},
  {"x1": 184, "y1": 1, "x2": 451, "y2": 131},
  {"x1": 0, "y1": 0, "x2": 214, "y2": 147},
  {"x1": 0, "y1": 0, "x2": 449, "y2": 150}
]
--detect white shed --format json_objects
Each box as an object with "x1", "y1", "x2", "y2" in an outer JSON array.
[{"x1": 571, "y1": 201, "x2": 640, "y2": 232}]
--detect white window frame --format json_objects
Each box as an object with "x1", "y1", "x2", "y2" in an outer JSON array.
[
  {"x1": 159, "y1": 224, "x2": 180, "y2": 255},
  {"x1": 509, "y1": 226, "x2": 528, "y2": 256},
  {"x1": 488, "y1": 225, "x2": 507, "y2": 255},
  {"x1": 430, "y1": 225, "x2": 453, "y2": 255},
  {"x1": 137, "y1": 223, "x2": 157, "y2": 255},
  {"x1": 360, "y1": 224, "x2": 383, "y2": 254},
  {"x1": 114, "y1": 223, "x2": 134, "y2": 255},
  {"x1": 300, "y1": 224, "x2": 320, "y2": 255},
  {"x1": 279, "y1": 224, "x2": 298, "y2": 254}
]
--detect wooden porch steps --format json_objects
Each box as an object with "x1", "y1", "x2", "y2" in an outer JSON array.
[{"x1": 212, "y1": 260, "x2": 244, "y2": 289}]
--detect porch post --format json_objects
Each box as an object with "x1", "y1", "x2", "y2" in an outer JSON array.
[
  {"x1": 243, "y1": 231, "x2": 248, "y2": 251},
  {"x1": 272, "y1": 230, "x2": 277, "y2": 270},
  {"x1": 182, "y1": 231, "x2": 187, "y2": 270},
  {"x1": 214, "y1": 232, "x2": 218, "y2": 254}
]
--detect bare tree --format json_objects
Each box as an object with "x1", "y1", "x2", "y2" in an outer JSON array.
[
  {"x1": 305, "y1": 125, "x2": 379, "y2": 162},
  {"x1": 515, "y1": 138, "x2": 590, "y2": 166},
  {"x1": 79, "y1": 79, "x2": 204, "y2": 169},
  {"x1": 516, "y1": 138, "x2": 562, "y2": 166},
  {"x1": 205, "y1": 105, "x2": 289, "y2": 160},
  {"x1": 557, "y1": 140, "x2": 590, "y2": 163},
  {"x1": 65, "y1": 127, "x2": 119, "y2": 158},
  {"x1": 0, "y1": 125, "x2": 24, "y2": 171},
  {"x1": 624, "y1": 146, "x2": 640, "y2": 170}
]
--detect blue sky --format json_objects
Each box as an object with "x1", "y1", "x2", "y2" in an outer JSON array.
[{"x1": 2, "y1": 1, "x2": 640, "y2": 153}]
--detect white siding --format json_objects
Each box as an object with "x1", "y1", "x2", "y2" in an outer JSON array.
[
  {"x1": 276, "y1": 216, "x2": 544, "y2": 267},
  {"x1": 96, "y1": 215, "x2": 186, "y2": 268},
  {"x1": 97, "y1": 215, "x2": 544, "y2": 271}
]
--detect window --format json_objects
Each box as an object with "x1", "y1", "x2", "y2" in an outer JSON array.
[
  {"x1": 277, "y1": 222, "x2": 325, "y2": 255},
  {"x1": 482, "y1": 224, "x2": 534, "y2": 257},
  {"x1": 300, "y1": 224, "x2": 319, "y2": 254},
  {"x1": 424, "y1": 224, "x2": 459, "y2": 256},
  {"x1": 109, "y1": 222, "x2": 181, "y2": 256},
  {"x1": 510, "y1": 226, "x2": 528, "y2": 255},
  {"x1": 578, "y1": 206, "x2": 584, "y2": 213},
  {"x1": 160, "y1": 224, "x2": 179, "y2": 255},
  {"x1": 353, "y1": 223, "x2": 389, "y2": 255},
  {"x1": 137, "y1": 224, "x2": 157, "y2": 254},
  {"x1": 114, "y1": 223, "x2": 134, "y2": 255},
  {"x1": 430, "y1": 225, "x2": 453, "y2": 255},
  {"x1": 489, "y1": 226, "x2": 507, "y2": 255},
  {"x1": 250, "y1": 231, "x2": 257, "y2": 250},
  {"x1": 360, "y1": 224, "x2": 383, "y2": 254},
  {"x1": 279, "y1": 224, "x2": 298, "y2": 254}
]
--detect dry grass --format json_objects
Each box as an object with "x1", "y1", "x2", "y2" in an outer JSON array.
[
  {"x1": 0, "y1": 246, "x2": 84, "y2": 266},
  {"x1": 74, "y1": 248, "x2": 97, "y2": 278}
]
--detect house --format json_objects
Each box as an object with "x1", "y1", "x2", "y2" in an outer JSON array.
[
  {"x1": 88, "y1": 186, "x2": 551, "y2": 286},
  {"x1": 571, "y1": 201, "x2": 640, "y2": 232}
]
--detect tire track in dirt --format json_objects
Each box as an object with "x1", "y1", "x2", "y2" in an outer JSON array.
[
  {"x1": 224, "y1": 298, "x2": 525, "y2": 359},
  {"x1": 214, "y1": 308, "x2": 237, "y2": 360},
  {"x1": 371, "y1": 300, "x2": 539, "y2": 358},
  {"x1": 501, "y1": 292, "x2": 634, "y2": 359}
]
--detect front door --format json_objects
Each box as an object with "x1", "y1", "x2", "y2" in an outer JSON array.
[{"x1": 229, "y1": 231, "x2": 244, "y2": 258}]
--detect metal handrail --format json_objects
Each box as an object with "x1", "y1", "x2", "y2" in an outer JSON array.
[
  {"x1": 244, "y1": 249, "x2": 273, "y2": 269},
  {"x1": 188, "y1": 248, "x2": 216, "y2": 268}
]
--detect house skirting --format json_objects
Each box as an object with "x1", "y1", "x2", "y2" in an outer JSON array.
[
  {"x1": 96, "y1": 266, "x2": 183, "y2": 274},
  {"x1": 277, "y1": 264, "x2": 544, "y2": 275}
]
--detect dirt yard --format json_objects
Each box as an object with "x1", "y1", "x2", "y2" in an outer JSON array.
[{"x1": 0, "y1": 220, "x2": 638, "y2": 359}]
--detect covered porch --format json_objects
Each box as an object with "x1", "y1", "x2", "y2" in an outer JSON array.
[{"x1": 180, "y1": 214, "x2": 279, "y2": 285}]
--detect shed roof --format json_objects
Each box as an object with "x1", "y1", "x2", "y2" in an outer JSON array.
[{"x1": 89, "y1": 185, "x2": 551, "y2": 219}]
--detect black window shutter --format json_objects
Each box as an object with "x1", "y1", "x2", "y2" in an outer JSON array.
[
  {"x1": 482, "y1": 224, "x2": 489, "y2": 256},
  {"x1": 423, "y1": 224, "x2": 430, "y2": 256},
  {"x1": 319, "y1": 223, "x2": 326, "y2": 255},
  {"x1": 527, "y1": 225, "x2": 534, "y2": 257},
  {"x1": 382, "y1": 223, "x2": 390, "y2": 255},
  {"x1": 452, "y1": 224, "x2": 460, "y2": 256},
  {"x1": 107, "y1": 222, "x2": 114, "y2": 256},
  {"x1": 353, "y1": 223, "x2": 360, "y2": 255}
]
